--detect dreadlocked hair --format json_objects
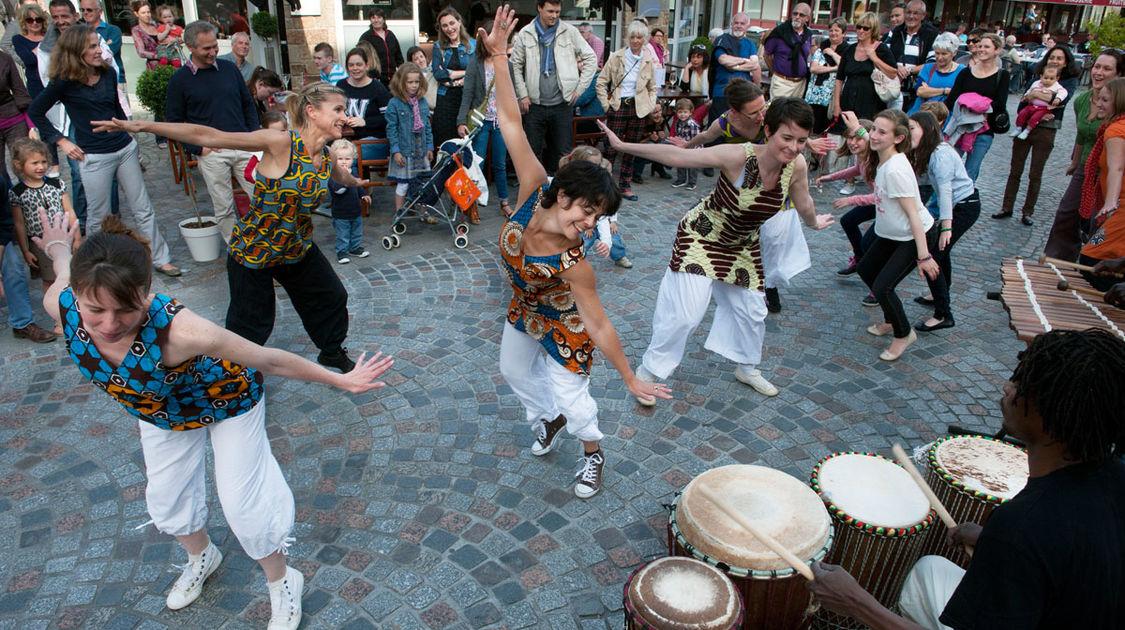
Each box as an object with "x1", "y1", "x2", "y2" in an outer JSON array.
[{"x1": 1011, "y1": 329, "x2": 1125, "y2": 461}]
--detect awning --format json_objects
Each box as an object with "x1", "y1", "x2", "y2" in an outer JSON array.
[{"x1": 1035, "y1": 0, "x2": 1123, "y2": 7}]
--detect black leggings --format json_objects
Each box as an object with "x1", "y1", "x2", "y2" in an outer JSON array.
[
  {"x1": 225, "y1": 243, "x2": 349, "y2": 352},
  {"x1": 840, "y1": 204, "x2": 876, "y2": 258},
  {"x1": 924, "y1": 191, "x2": 982, "y2": 319},
  {"x1": 857, "y1": 225, "x2": 940, "y2": 338}
]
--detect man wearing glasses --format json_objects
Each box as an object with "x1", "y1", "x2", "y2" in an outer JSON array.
[
  {"x1": 886, "y1": 0, "x2": 938, "y2": 112},
  {"x1": 762, "y1": 3, "x2": 812, "y2": 101},
  {"x1": 79, "y1": 0, "x2": 124, "y2": 88}
]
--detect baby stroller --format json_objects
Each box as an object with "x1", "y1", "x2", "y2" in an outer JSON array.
[{"x1": 382, "y1": 129, "x2": 482, "y2": 250}]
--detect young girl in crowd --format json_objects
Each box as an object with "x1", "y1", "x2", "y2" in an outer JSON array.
[
  {"x1": 385, "y1": 62, "x2": 434, "y2": 219},
  {"x1": 852, "y1": 109, "x2": 940, "y2": 362},
  {"x1": 815, "y1": 114, "x2": 876, "y2": 281},
  {"x1": 9, "y1": 138, "x2": 80, "y2": 333},
  {"x1": 908, "y1": 111, "x2": 980, "y2": 333},
  {"x1": 155, "y1": 5, "x2": 183, "y2": 63},
  {"x1": 561, "y1": 146, "x2": 633, "y2": 269},
  {"x1": 328, "y1": 140, "x2": 371, "y2": 264},
  {"x1": 483, "y1": 8, "x2": 668, "y2": 499}
]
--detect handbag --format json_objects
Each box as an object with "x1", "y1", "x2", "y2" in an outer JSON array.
[
  {"x1": 872, "y1": 68, "x2": 901, "y2": 103},
  {"x1": 990, "y1": 71, "x2": 1011, "y2": 134},
  {"x1": 465, "y1": 79, "x2": 495, "y2": 134},
  {"x1": 444, "y1": 153, "x2": 481, "y2": 211}
]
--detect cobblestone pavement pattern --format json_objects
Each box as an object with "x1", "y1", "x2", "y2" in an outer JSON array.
[{"x1": 0, "y1": 95, "x2": 1069, "y2": 629}]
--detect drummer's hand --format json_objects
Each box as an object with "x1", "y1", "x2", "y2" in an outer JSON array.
[
  {"x1": 1092, "y1": 256, "x2": 1125, "y2": 276},
  {"x1": 628, "y1": 374, "x2": 672, "y2": 405},
  {"x1": 1105, "y1": 283, "x2": 1125, "y2": 309},
  {"x1": 806, "y1": 562, "x2": 873, "y2": 616},
  {"x1": 948, "y1": 522, "x2": 983, "y2": 547}
]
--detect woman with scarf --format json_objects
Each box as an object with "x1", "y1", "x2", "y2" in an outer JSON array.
[
  {"x1": 431, "y1": 7, "x2": 475, "y2": 145},
  {"x1": 1078, "y1": 77, "x2": 1125, "y2": 292}
]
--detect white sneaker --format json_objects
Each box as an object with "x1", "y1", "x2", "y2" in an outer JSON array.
[
  {"x1": 574, "y1": 450, "x2": 605, "y2": 498},
  {"x1": 1017, "y1": 128, "x2": 1031, "y2": 140},
  {"x1": 839, "y1": 183, "x2": 855, "y2": 195},
  {"x1": 267, "y1": 566, "x2": 304, "y2": 630},
  {"x1": 1008, "y1": 126, "x2": 1023, "y2": 138},
  {"x1": 635, "y1": 364, "x2": 659, "y2": 406},
  {"x1": 337, "y1": 256, "x2": 350, "y2": 264},
  {"x1": 165, "y1": 542, "x2": 223, "y2": 610},
  {"x1": 734, "y1": 366, "x2": 779, "y2": 397}
]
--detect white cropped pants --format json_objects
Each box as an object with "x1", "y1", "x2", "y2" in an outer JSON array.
[{"x1": 138, "y1": 396, "x2": 295, "y2": 560}]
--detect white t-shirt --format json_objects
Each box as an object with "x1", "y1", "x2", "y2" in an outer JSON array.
[
  {"x1": 874, "y1": 152, "x2": 932, "y2": 241},
  {"x1": 620, "y1": 49, "x2": 642, "y2": 98}
]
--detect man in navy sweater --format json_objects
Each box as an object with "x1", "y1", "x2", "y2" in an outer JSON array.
[{"x1": 166, "y1": 20, "x2": 259, "y2": 242}]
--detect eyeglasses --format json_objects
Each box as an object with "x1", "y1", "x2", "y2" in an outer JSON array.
[
  {"x1": 855, "y1": 24, "x2": 872, "y2": 31},
  {"x1": 80, "y1": 7, "x2": 98, "y2": 13}
]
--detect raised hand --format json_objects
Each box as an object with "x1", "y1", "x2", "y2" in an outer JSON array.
[
  {"x1": 479, "y1": 5, "x2": 518, "y2": 56},
  {"x1": 31, "y1": 209, "x2": 78, "y2": 260},
  {"x1": 596, "y1": 119, "x2": 623, "y2": 150}
]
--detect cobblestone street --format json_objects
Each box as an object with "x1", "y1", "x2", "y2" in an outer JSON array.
[{"x1": 0, "y1": 96, "x2": 1073, "y2": 629}]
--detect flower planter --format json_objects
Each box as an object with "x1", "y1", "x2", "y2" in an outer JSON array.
[{"x1": 178, "y1": 217, "x2": 224, "y2": 262}]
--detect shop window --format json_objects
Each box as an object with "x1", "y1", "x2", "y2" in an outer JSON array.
[
  {"x1": 344, "y1": 0, "x2": 416, "y2": 21},
  {"x1": 195, "y1": 0, "x2": 251, "y2": 36}
]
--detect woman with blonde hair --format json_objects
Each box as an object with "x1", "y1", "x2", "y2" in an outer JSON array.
[
  {"x1": 1078, "y1": 77, "x2": 1125, "y2": 290},
  {"x1": 29, "y1": 25, "x2": 179, "y2": 275},
  {"x1": 12, "y1": 2, "x2": 49, "y2": 97},
  {"x1": 92, "y1": 82, "x2": 370, "y2": 374},
  {"x1": 830, "y1": 12, "x2": 896, "y2": 122},
  {"x1": 595, "y1": 19, "x2": 657, "y2": 202}
]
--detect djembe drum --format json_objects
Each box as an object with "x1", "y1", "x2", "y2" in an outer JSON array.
[
  {"x1": 668, "y1": 465, "x2": 833, "y2": 630},
  {"x1": 624, "y1": 556, "x2": 745, "y2": 629},
  {"x1": 921, "y1": 436, "x2": 1029, "y2": 567},
  {"x1": 809, "y1": 453, "x2": 936, "y2": 629}
]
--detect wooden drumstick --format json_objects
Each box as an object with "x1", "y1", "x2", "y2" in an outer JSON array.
[
  {"x1": 1057, "y1": 278, "x2": 1106, "y2": 299},
  {"x1": 695, "y1": 485, "x2": 817, "y2": 581},
  {"x1": 890, "y1": 444, "x2": 974, "y2": 559},
  {"x1": 1038, "y1": 254, "x2": 1124, "y2": 278}
]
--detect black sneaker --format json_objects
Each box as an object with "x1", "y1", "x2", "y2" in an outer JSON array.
[
  {"x1": 837, "y1": 257, "x2": 858, "y2": 276},
  {"x1": 862, "y1": 293, "x2": 879, "y2": 307},
  {"x1": 531, "y1": 414, "x2": 567, "y2": 456},
  {"x1": 317, "y1": 348, "x2": 355, "y2": 373},
  {"x1": 671, "y1": 180, "x2": 687, "y2": 188},
  {"x1": 765, "y1": 287, "x2": 782, "y2": 313}
]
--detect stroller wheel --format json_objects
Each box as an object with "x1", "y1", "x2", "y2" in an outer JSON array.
[
  {"x1": 456, "y1": 223, "x2": 469, "y2": 235},
  {"x1": 392, "y1": 222, "x2": 407, "y2": 235},
  {"x1": 391, "y1": 234, "x2": 401, "y2": 248},
  {"x1": 382, "y1": 235, "x2": 395, "y2": 250},
  {"x1": 454, "y1": 234, "x2": 469, "y2": 249}
]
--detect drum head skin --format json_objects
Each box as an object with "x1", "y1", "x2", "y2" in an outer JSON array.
[
  {"x1": 627, "y1": 557, "x2": 742, "y2": 630},
  {"x1": 814, "y1": 453, "x2": 932, "y2": 530},
  {"x1": 677, "y1": 465, "x2": 832, "y2": 572},
  {"x1": 932, "y1": 436, "x2": 1029, "y2": 501}
]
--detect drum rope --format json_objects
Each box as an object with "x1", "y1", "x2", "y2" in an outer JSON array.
[
  {"x1": 1016, "y1": 258, "x2": 1052, "y2": 333},
  {"x1": 1043, "y1": 262, "x2": 1125, "y2": 342}
]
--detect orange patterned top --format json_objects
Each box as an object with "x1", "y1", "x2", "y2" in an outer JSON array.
[{"x1": 499, "y1": 186, "x2": 595, "y2": 375}]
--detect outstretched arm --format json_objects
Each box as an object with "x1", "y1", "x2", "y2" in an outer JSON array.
[
  {"x1": 599, "y1": 119, "x2": 744, "y2": 175},
  {"x1": 481, "y1": 6, "x2": 546, "y2": 208},
  {"x1": 92, "y1": 119, "x2": 291, "y2": 156}
]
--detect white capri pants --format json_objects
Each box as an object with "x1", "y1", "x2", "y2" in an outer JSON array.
[
  {"x1": 897, "y1": 555, "x2": 965, "y2": 630},
  {"x1": 499, "y1": 322, "x2": 604, "y2": 443},
  {"x1": 641, "y1": 268, "x2": 767, "y2": 379},
  {"x1": 138, "y1": 396, "x2": 295, "y2": 560},
  {"x1": 80, "y1": 139, "x2": 172, "y2": 267}
]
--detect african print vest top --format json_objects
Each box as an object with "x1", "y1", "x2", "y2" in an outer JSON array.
[
  {"x1": 669, "y1": 144, "x2": 793, "y2": 291},
  {"x1": 718, "y1": 111, "x2": 765, "y2": 144},
  {"x1": 229, "y1": 131, "x2": 331, "y2": 269},
  {"x1": 60, "y1": 288, "x2": 264, "y2": 430},
  {"x1": 499, "y1": 186, "x2": 595, "y2": 376}
]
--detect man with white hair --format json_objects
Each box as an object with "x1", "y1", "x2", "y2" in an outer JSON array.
[
  {"x1": 710, "y1": 12, "x2": 760, "y2": 120},
  {"x1": 218, "y1": 31, "x2": 254, "y2": 82},
  {"x1": 577, "y1": 22, "x2": 604, "y2": 69},
  {"x1": 886, "y1": 0, "x2": 939, "y2": 112}
]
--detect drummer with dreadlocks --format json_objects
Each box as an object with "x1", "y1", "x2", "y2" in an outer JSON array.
[{"x1": 808, "y1": 328, "x2": 1125, "y2": 629}]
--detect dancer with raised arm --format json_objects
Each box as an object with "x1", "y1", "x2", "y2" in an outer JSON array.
[
  {"x1": 32, "y1": 211, "x2": 393, "y2": 630},
  {"x1": 598, "y1": 97, "x2": 833, "y2": 401},
  {"x1": 483, "y1": 7, "x2": 670, "y2": 499}
]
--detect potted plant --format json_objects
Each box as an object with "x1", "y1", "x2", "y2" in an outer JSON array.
[
  {"x1": 1085, "y1": 13, "x2": 1125, "y2": 56},
  {"x1": 251, "y1": 11, "x2": 280, "y2": 71},
  {"x1": 135, "y1": 64, "x2": 224, "y2": 261}
]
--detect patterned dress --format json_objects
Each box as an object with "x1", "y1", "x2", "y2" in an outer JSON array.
[
  {"x1": 60, "y1": 289, "x2": 264, "y2": 430},
  {"x1": 500, "y1": 186, "x2": 595, "y2": 375},
  {"x1": 718, "y1": 111, "x2": 765, "y2": 144},
  {"x1": 669, "y1": 144, "x2": 794, "y2": 292},
  {"x1": 229, "y1": 131, "x2": 330, "y2": 269}
]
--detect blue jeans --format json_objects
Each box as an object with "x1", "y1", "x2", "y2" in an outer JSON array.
[
  {"x1": 471, "y1": 121, "x2": 509, "y2": 201},
  {"x1": 333, "y1": 218, "x2": 363, "y2": 256},
  {"x1": 1, "y1": 244, "x2": 33, "y2": 328},
  {"x1": 583, "y1": 231, "x2": 627, "y2": 261},
  {"x1": 957, "y1": 133, "x2": 994, "y2": 183}
]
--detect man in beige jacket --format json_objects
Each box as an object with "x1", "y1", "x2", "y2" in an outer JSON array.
[{"x1": 511, "y1": 0, "x2": 596, "y2": 172}]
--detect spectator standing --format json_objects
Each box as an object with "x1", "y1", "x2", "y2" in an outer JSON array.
[
  {"x1": 359, "y1": 8, "x2": 402, "y2": 85},
  {"x1": 166, "y1": 21, "x2": 259, "y2": 243},
  {"x1": 431, "y1": 7, "x2": 474, "y2": 146},
  {"x1": 806, "y1": 18, "x2": 844, "y2": 134},
  {"x1": 578, "y1": 22, "x2": 604, "y2": 69},
  {"x1": 906, "y1": 32, "x2": 963, "y2": 114},
  {"x1": 0, "y1": 171, "x2": 57, "y2": 343},
  {"x1": 29, "y1": 24, "x2": 180, "y2": 276},
  {"x1": 0, "y1": 49, "x2": 31, "y2": 176},
  {"x1": 80, "y1": 0, "x2": 123, "y2": 86},
  {"x1": 997, "y1": 44, "x2": 1079, "y2": 225},
  {"x1": 386, "y1": 62, "x2": 434, "y2": 215},
  {"x1": 649, "y1": 26, "x2": 668, "y2": 79},
  {"x1": 328, "y1": 140, "x2": 370, "y2": 264},
  {"x1": 711, "y1": 12, "x2": 760, "y2": 120},
  {"x1": 313, "y1": 42, "x2": 347, "y2": 84},
  {"x1": 217, "y1": 31, "x2": 254, "y2": 82},
  {"x1": 511, "y1": 0, "x2": 595, "y2": 173},
  {"x1": 131, "y1": 1, "x2": 159, "y2": 70},
  {"x1": 762, "y1": 3, "x2": 812, "y2": 100},
  {"x1": 885, "y1": 2, "x2": 905, "y2": 38},
  {"x1": 595, "y1": 20, "x2": 656, "y2": 202},
  {"x1": 831, "y1": 12, "x2": 896, "y2": 123},
  {"x1": 457, "y1": 19, "x2": 512, "y2": 221},
  {"x1": 943, "y1": 33, "x2": 1009, "y2": 182},
  {"x1": 12, "y1": 3, "x2": 47, "y2": 97},
  {"x1": 886, "y1": 0, "x2": 939, "y2": 113},
  {"x1": 670, "y1": 98, "x2": 700, "y2": 189}
]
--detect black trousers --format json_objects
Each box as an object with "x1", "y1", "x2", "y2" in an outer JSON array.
[
  {"x1": 225, "y1": 243, "x2": 349, "y2": 352},
  {"x1": 924, "y1": 191, "x2": 982, "y2": 319},
  {"x1": 857, "y1": 225, "x2": 940, "y2": 338},
  {"x1": 524, "y1": 101, "x2": 573, "y2": 173}
]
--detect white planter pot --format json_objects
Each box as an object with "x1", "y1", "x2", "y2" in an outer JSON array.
[{"x1": 178, "y1": 216, "x2": 224, "y2": 262}]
